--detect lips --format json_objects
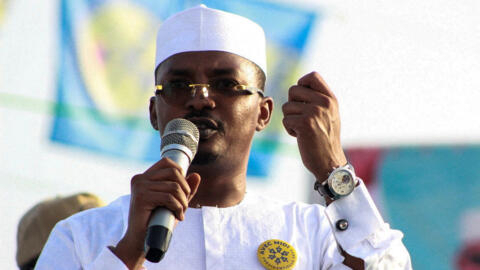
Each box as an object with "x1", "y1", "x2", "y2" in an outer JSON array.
[{"x1": 188, "y1": 117, "x2": 221, "y2": 139}]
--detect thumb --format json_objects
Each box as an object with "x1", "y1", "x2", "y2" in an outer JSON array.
[{"x1": 185, "y1": 173, "x2": 201, "y2": 201}]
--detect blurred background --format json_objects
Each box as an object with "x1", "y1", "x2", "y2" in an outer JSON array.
[{"x1": 1, "y1": 0, "x2": 479, "y2": 269}]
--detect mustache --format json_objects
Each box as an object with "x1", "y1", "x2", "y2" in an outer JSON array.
[{"x1": 184, "y1": 109, "x2": 225, "y2": 133}]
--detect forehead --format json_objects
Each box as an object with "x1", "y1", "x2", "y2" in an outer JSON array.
[{"x1": 155, "y1": 51, "x2": 258, "y2": 81}]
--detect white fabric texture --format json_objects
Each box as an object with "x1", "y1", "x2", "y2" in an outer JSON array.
[
  {"x1": 325, "y1": 180, "x2": 412, "y2": 269},
  {"x1": 155, "y1": 5, "x2": 267, "y2": 74},
  {"x1": 35, "y1": 182, "x2": 411, "y2": 269}
]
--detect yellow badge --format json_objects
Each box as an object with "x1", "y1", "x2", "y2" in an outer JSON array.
[{"x1": 257, "y1": 239, "x2": 297, "y2": 270}]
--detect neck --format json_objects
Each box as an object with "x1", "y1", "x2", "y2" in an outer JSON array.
[{"x1": 188, "y1": 163, "x2": 247, "y2": 208}]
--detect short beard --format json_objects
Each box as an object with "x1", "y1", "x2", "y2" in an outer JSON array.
[{"x1": 192, "y1": 151, "x2": 218, "y2": 165}]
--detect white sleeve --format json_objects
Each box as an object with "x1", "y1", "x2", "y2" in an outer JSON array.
[
  {"x1": 84, "y1": 247, "x2": 130, "y2": 270},
  {"x1": 34, "y1": 221, "x2": 128, "y2": 270},
  {"x1": 324, "y1": 179, "x2": 412, "y2": 269}
]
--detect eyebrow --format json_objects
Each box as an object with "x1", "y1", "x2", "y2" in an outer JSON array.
[
  {"x1": 159, "y1": 67, "x2": 244, "y2": 86},
  {"x1": 165, "y1": 69, "x2": 194, "y2": 77},
  {"x1": 208, "y1": 68, "x2": 240, "y2": 77},
  {"x1": 166, "y1": 67, "x2": 240, "y2": 77}
]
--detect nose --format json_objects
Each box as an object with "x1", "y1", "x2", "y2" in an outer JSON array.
[{"x1": 184, "y1": 85, "x2": 216, "y2": 111}]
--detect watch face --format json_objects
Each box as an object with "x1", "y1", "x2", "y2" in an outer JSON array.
[{"x1": 329, "y1": 170, "x2": 355, "y2": 196}]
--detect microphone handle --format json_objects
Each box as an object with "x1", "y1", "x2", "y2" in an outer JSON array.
[{"x1": 144, "y1": 149, "x2": 191, "y2": 262}]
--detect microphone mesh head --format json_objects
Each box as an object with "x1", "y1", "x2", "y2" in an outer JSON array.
[{"x1": 161, "y1": 118, "x2": 200, "y2": 156}]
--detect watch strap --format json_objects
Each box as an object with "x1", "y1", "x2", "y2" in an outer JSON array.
[{"x1": 314, "y1": 180, "x2": 336, "y2": 199}]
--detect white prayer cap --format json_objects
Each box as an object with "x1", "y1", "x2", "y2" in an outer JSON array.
[{"x1": 155, "y1": 5, "x2": 267, "y2": 75}]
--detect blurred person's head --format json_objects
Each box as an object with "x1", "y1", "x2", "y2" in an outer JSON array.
[
  {"x1": 456, "y1": 209, "x2": 480, "y2": 270},
  {"x1": 16, "y1": 192, "x2": 104, "y2": 269}
]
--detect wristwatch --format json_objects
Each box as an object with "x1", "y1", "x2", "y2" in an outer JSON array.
[{"x1": 314, "y1": 163, "x2": 358, "y2": 201}]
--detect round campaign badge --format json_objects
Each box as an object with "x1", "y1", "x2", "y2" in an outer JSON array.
[{"x1": 257, "y1": 239, "x2": 297, "y2": 270}]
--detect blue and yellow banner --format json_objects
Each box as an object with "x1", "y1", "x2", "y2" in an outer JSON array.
[
  {"x1": 0, "y1": 0, "x2": 8, "y2": 25},
  {"x1": 51, "y1": 0, "x2": 318, "y2": 177}
]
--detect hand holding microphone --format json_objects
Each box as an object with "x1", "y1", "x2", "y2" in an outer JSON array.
[
  {"x1": 111, "y1": 119, "x2": 200, "y2": 268},
  {"x1": 145, "y1": 118, "x2": 200, "y2": 262}
]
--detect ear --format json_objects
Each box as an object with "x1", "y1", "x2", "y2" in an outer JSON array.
[
  {"x1": 149, "y1": 96, "x2": 159, "y2": 130},
  {"x1": 256, "y1": 96, "x2": 273, "y2": 131}
]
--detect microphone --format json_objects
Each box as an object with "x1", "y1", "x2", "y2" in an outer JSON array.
[{"x1": 145, "y1": 118, "x2": 199, "y2": 263}]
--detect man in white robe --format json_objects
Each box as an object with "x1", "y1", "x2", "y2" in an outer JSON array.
[{"x1": 35, "y1": 5, "x2": 412, "y2": 270}]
